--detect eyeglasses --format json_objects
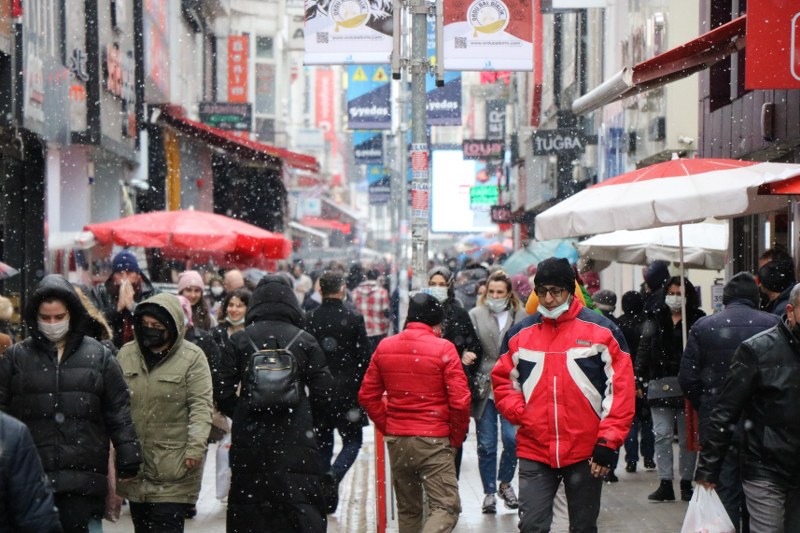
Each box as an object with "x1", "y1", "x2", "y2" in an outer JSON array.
[{"x1": 534, "y1": 286, "x2": 566, "y2": 298}]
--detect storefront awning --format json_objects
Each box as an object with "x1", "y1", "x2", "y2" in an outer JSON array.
[
  {"x1": 321, "y1": 198, "x2": 364, "y2": 224},
  {"x1": 288, "y1": 220, "x2": 330, "y2": 245},
  {"x1": 300, "y1": 216, "x2": 351, "y2": 234},
  {"x1": 160, "y1": 107, "x2": 320, "y2": 173},
  {"x1": 572, "y1": 16, "x2": 746, "y2": 115}
]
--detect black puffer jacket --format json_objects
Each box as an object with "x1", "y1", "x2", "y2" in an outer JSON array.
[
  {"x1": 0, "y1": 411, "x2": 62, "y2": 532},
  {"x1": 679, "y1": 300, "x2": 778, "y2": 442},
  {"x1": 0, "y1": 275, "x2": 141, "y2": 499},
  {"x1": 695, "y1": 318, "x2": 800, "y2": 489},
  {"x1": 215, "y1": 277, "x2": 334, "y2": 529}
]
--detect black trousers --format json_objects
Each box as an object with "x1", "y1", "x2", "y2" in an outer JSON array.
[
  {"x1": 54, "y1": 494, "x2": 104, "y2": 533},
  {"x1": 129, "y1": 501, "x2": 191, "y2": 533}
]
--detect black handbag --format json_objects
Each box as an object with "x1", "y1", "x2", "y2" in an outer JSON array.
[{"x1": 646, "y1": 376, "x2": 683, "y2": 400}]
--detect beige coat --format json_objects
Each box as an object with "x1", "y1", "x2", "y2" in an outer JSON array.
[{"x1": 116, "y1": 293, "x2": 213, "y2": 504}]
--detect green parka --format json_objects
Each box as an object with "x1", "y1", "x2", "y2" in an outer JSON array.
[{"x1": 116, "y1": 293, "x2": 213, "y2": 504}]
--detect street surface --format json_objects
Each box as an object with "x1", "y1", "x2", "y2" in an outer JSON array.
[{"x1": 106, "y1": 420, "x2": 688, "y2": 532}]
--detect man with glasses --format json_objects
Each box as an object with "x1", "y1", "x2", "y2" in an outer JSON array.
[{"x1": 492, "y1": 257, "x2": 635, "y2": 532}]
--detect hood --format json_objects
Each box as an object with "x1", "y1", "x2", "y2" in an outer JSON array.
[
  {"x1": 24, "y1": 274, "x2": 91, "y2": 342},
  {"x1": 133, "y1": 293, "x2": 185, "y2": 354},
  {"x1": 246, "y1": 277, "x2": 304, "y2": 327},
  {"x1": 72, "y1": 284, "x2": 113, "y2": 341}
]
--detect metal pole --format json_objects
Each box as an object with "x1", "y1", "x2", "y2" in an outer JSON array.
[{"x1": 409, "y1": 0, "x2": 429, "y2": 290}]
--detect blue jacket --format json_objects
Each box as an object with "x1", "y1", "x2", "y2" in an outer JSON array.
[{"x1": 679, "y1": 300, "x2": 778, "y2": 442}]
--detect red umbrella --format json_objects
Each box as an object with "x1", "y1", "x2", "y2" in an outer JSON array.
[{"x1": 84, "y1": 210, "x2": 292, "y2": 262}]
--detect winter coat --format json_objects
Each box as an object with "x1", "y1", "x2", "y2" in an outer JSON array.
[
  {"x1": 0, "y1": 274, "x2": 141, "y2": 500},
  {"x1": 468, "y1": 303, "x2": 527, "y2": 419},
  {"x1": 185, "y1": 326, "x2": 222, "y2": 378},
  {"x1": 617, "y1": 313, "x2": 644, "y2": 363},
  {"x1": 491, "y1": 297, "x2": 635, "y2": 468},
  {"x1": 116, "y1": 293, "x2": 213, "y2": 505},
  {"x1": 214, "y1": 278, "x2": 335, "y2": 511},
  {"x1": 306, "y1": 298, "x2": 372, "y2": 423},
  {"x1": 442, "y1": 301, "x2": 484, "y2": 381},
  {"x1": 695, "y1": 318, "x2": 800, "y2": 490},
  {"x1": 0, "y1": 412, "x2": 62, "y2": 533},
  {"x1": 91, "y1": 272, "x2": 157, "y2": 348},
  {"x1": 679, "y1": 300, "x2": 778, "y2": 442},
  {"x1": 763, "y1": 284, "x2": 792, "y2": 316},
  {"x1": 635, "y1": 303, "x2": 705, "y2": 407},
  {"x1": 359, "y1": 322, "x2": 471, "y2": 448}
]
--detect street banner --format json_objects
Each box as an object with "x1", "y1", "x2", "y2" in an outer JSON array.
[
  {"x1": 746, "y1": 1, "x2": 800, "y2": 89},
  {"x1": 304, "y1": 0, "x2": 394, "y2": 64},
  {"x1": 426, "y1": 16, "x2": 462, "y2": 125},
  {"x1": 442, "y1": 0, "x2": 533, "y2": 71},
  {"x1": 228, "y1": 35, "x2": 249, "y2": 102},
  {"x1": 367, "y1": 164, "x2": 391, "y2": 204},
  {"x1": 354, "y1": 131, "x2": 384, "y2": 164},
  {"x1": 347, "y1": 65, "x2": 391, "y2": 129}
]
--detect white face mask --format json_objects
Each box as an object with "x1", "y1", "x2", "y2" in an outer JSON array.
[
  {"x1": 227, "y1": 317, "x2": 245, "y2": 326},
  {"x1": 665, "y1": 295, "x2": 685, "y2": 312},
  {"x1": 428, "y1": 286, "x2": 449, "y2": 303},
  {"x1": 38, "y1": 320, "x2": 70, "y2": 343},
  {"x1": 210, "y1": 286, "x2": 224, "y2": 297},
  {"x1": 486, "y1": 297, "x2": 508, "y2": 314},
  {"x1": 538, "y1": 298, "x2": 571, "y2": 320}
]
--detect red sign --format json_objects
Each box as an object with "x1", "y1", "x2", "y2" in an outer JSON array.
[
  {"x1": 228, "y1": 36, "x2": 249, "y2": 103},
  {"x1": 315, "y1": 69, "x2": 335, "y2": 140},
  {"x1": 746, "y1": 2, "x2": 800, "y2": 89}
]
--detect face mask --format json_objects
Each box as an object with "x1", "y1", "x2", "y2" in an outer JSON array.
[
  {"x1": 538, "y1": 298, "x2": 571, "y2": 320},
  {"x1": 428, "y1": 286, "x2": 449, "y2": 303},
  {"x1": 665, "y1": 295, "x2": 685, "y2": 312},
  {"x1": 227, "y1": 317, "x2": 245, "y2": 326},
  {"x1": 140, "y1": 326, "x2": 169, "y2": 349},
  {"x1": 211, "y1": 286, "x2": 224, "y2": 297},
  {"x1": 38, "y1": 320, "x2": 69, "y2": 343},
  {"x1": 486, "y1": 297, "x2": 508, "y2": 314}
]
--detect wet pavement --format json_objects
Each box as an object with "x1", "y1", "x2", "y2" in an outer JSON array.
[{"x1": 106, "y1": 421, "x2": 689, "y2": 532}]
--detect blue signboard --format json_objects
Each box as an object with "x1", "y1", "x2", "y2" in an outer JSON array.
[
  {"x1": 353, "y1": 131, "x2": 384, "y2": 164},
  {"x1": 367, "y1": 164, "x2": 391, "y2": 205},
  {"x1": 426, "y1": 16, "x2": 462, "y2": 126},
  {"x1": 347, "y1": 65, "x2": 392, "y2": 130}
]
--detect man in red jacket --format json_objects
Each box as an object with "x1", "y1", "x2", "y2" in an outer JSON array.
[
  {"x1": 491, "y1": 258, "x2": 635, "y2": 532},
  {"x1": 359, "y1": 292, "x2": 471, "y2": 533}
]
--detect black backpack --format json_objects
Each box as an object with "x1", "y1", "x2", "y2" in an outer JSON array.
[{"x1": 242, "y1": 329, "x2": 305, "y2": 411}]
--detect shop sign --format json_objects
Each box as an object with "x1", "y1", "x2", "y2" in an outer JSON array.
[
  {"x1": 490, "y1": 203, "x2": 512, "y2": 223},
  {"x1": 228, "y1": 35, "x2": 249, "y2": 103},
  {"x1": 486, "y1": 100, "x2": 506, "y2": 140},
  {"x1": 67, "y1": 48, "x2": 89, "y2": 82},
  {"x1": 470, "y1": 185, "x2": 499, "y2": 207},
  {"x1": 463, "y1": 139, "x2": 504, "y2": 160},
  {"x1": 199, "y1": 102, "x2": 252, "y2": 131},
  {"x1": 103, "y1": 42, "x2": 134, "y2": 102},
  {"x1": 532, "y1": 128, "x2": 590, "y2": 155},
  {"x1": 746, "y1": 2, "x2": 800, "y2": 89}
]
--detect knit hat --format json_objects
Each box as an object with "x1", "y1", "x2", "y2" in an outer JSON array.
[
  {"x1": 534, "y1": 258, "x2": 576, "y2": 291},
  {"x1": 111, "y1": 251, "x2": 140, "y2": 274},
  {"x1": 177, "y1": 270, "x2": 205, "y2": 294},
  {"x1": 176, "y1": 295, "x2": 194, "y2": 327},
  {"x1": 722, "y1": 272, "x2": 760, "y2": 307},
  {"x1": 621, "y1": 290, "x2": 644, "y2": 316},
  {"x1": 406, "y1": 292, "x2": 444, "y2": 327},
  {"x1": 758, "y1": 260, "x2": 796, "y2": 293},
  {"x1": 644, "y1": 261, "x2": 670, "y2": 292},
  {"x1": 593, "y1": 289, "x2": 617, "y2": 312}
]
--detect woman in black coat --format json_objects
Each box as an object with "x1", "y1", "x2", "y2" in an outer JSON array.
[{"x1": 0, "y1": 274, "x2": 141, "y2": 532}]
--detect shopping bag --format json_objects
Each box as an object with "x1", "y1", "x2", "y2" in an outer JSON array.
[
  {"x1": 216, "y1": 432, "x2": 232, "y2": 500},
  {"x1": 680, "y1": 486, "x2": 736, "y2": 533}
]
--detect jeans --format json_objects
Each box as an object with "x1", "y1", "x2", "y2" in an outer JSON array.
[
  {"x1": 651, "y1": 405, "x2": 696, "y2": 481},
  {"x1": 317, "y1": 416, "x2": 364, "y2": 481},
  {"x1": 517, "y1": 458, "x2": 603, "y2": 533},
  {"x1": 624, "y1": 400, "x2": 654, "y2": 464},
  {"x1": 476, "y1": 399, "x2": 518, "y2": 494},
  {"x1": 129, "y1": 502, "x2": 191, "y2": 533},
  {"x1": 742, "y1": 479, "x2": 800, "y2": 533}
]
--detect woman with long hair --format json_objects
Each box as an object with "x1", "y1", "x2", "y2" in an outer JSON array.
[
  {"x1": 212, "y1": 288, "x2": 252, "y2": 350},
  {"x1": 177, "y1": 270, "x2": 216, "y2": 331}
]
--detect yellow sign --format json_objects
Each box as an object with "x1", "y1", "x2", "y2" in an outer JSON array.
[
  {"x1": 351, "y1": 66, "x2": 368, "y2": 82},
  {"x1": 372, "y1": 67, "x2": 388, "y2": 82}
]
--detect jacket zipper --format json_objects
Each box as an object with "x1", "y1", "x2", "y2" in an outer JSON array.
[
  {"x1": 553, "y1": 375, "x2": 560, "y2": 468},
  {"x1": 54, "y1": 350, "x2": 61, "y2": 474}
]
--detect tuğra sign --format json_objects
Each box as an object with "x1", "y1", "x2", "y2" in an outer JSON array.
[{"x1": 531, "y1": 128, "x2": 589, "y2": 155}]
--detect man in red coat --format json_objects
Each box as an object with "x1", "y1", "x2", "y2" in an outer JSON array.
[
  {"x1": 359, "y1": 292, "x2": 471, "y2": 533},
  {"x1": 491, "y1": 257, "x2": 635, "y2": 532}
]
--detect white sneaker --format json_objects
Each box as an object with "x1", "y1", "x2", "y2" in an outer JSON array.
[
  {"x1": 482, "y1": 493, "x2": 496, "y2": 514},
  {"x1": 498, "y1": 483, "x2": 519, "y2": 509}
]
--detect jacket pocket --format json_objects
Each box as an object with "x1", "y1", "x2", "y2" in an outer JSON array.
[
  {"x1": 148, "y1": 440, "x2": 187, "y2": 482},
  {"x1": 156, "y1": 374, "x2": 187, "y2": 406}
]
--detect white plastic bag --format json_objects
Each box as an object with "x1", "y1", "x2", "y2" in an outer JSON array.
[
  {"x1": 216, "y1": 432, "x2": 232, "y2": 500},
  {"x1": 681, "y1": 486, "x2": 736, "y2": 533}
]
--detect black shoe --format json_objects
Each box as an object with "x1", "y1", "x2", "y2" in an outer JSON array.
[
  {"x1": 625, "y1": 462, "x2": 637, "y2": 473},
  {"x1": 644, "y1": 458, "x2": 657, "y2": 469},
  {"x1": 604, "y1": 472, "x2": 619, "y2": 483},
  {"x1": 648, "y1": 480, "x2": 675, "y2": 502},
  {"x1": 185, "y1": 506, "x2": 197, "y2": 519},
  {"x1": 680, "y1": 480, "x2": 693, "y2": 502}
]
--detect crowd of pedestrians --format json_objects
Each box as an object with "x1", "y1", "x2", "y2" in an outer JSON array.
[{"x1": 0, "y1": 248, "x2": 799, "y2": 532}]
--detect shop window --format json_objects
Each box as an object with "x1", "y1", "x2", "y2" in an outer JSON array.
[{"x1": 256, "y1": 37, "x2": 274, "y2": 59}]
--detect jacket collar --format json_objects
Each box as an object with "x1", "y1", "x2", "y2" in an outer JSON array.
[{"x1": 405, "y1": 322, "x2": 437, "y2": 334}]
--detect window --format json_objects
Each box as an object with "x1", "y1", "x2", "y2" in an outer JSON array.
[{"x1": 256, "y1": 37, "x2": 273, "y2": 59}]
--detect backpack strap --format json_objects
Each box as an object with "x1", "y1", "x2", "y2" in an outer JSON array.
[
  {"x1": 284, "y1": 329, "x2": 305, "y2": 351},
  {"x1": 244, "y1": 329, "x2": 304, "y2": 352}
]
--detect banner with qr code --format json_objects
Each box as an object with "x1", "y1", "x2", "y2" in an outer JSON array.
[
  {"x1": 304, "y1": 0, "x2": 394, "y2": 64},
  {"x1": 442, "y1": 0, "x2": 533, "y2": 71}
]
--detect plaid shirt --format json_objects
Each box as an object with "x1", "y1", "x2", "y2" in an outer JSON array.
[{"x1": 353, "y1": 280, "x2": 390, "y2": 337}]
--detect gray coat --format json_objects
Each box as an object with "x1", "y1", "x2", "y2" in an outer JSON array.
[{"x1": 468, "y1": 303, "x2": 528, "y2": 419}]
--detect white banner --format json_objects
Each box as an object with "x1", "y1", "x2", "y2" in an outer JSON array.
[{"x1": 304, "y1": 0, "x2": 394, "y2": 64}]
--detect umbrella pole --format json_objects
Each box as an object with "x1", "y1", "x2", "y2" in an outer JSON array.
[{"x1": 679, "y1": 223, "x2": 688, "y2": 348}]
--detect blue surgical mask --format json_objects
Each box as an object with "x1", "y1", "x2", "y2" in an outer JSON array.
[
  {"x1": 538, "y1": 298, "x2": 571, "y2": 320},
  {"x1": 428, "y1": 286, "x2": 449, "y2": 303}
]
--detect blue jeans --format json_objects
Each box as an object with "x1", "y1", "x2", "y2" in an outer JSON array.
[
  {"x1": 317, "y1": 416, "x2": 363, "y2": 482},
  {"x1": 476, "y1": 398, "x2": 518, "y2": 494},
  {"x1": 624, "y1": 400, "x2": 654, "y2": 464}
]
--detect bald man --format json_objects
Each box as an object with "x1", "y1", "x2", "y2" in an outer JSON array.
[{"x1": 223, "y1": 269, "x2": 245, "y2": 295}]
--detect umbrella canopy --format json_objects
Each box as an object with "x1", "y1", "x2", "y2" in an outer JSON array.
[
  {"x1": 535, "y1": 158, "x2": 800, "y2": 240},
  {"x1": 577, "y1": 222, "x2": 729, "y2": 270},
  {"x1": 0, "y1": 261, "x2": 19, "y2": 280},
  {"x1": 84, "y1": 210, "x2": 292, "y2": 262}
]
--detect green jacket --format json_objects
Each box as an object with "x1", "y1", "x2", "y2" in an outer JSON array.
[{"x1": 116, "y1": 293, "x2": 213, "y2": 504}]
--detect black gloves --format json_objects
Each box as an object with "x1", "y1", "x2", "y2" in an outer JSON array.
[
  {"x1": 117, "y1": 467, "x2": 139, "y2": 479},
  {"x1": 591, "y1": 444, "x2": 616, "y2": 468}
]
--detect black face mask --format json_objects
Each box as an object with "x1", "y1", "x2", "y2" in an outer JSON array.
[{"x1": 140, "y1": 326, "x2": 169, "y2": 349}]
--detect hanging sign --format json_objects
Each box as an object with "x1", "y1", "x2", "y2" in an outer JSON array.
[
  {"x1": 347, "y1": 65, "x2": 391, "y2": 129},
  {"x1": 304, "y1": 0, "x2": 394, "y2": 64},
  {"x1": 228, "y1": 35, "x2": 249, "y2": 103}
]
